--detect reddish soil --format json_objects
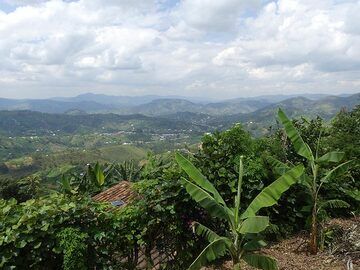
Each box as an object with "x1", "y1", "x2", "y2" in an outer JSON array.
[{"x1": 203, "y1": 217, "x2": 359, "y2": 270}]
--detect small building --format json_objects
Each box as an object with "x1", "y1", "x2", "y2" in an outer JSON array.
[
  {"x1": 92, "y1": 181, "x2": 135, "y2": 206},
  {"x1": 92, "y1": 181, "x2": 168, "y2": 269}
]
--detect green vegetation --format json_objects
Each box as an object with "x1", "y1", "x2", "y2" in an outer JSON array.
[
  {"x1": 276, "y1": 109, "x2": 352, "y2": 254},
  {"x1": 0, "y1": 105, "x2": 358, "y2": 269},
  {"x1": 176, "y1": 153, "x2": 304, "y2": 270},
  {"x1": 1, "y1": 93, "x2": 358, "y2": 116}
]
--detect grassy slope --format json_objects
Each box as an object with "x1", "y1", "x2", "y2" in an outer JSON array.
[{"x1": 1, "y1": 144, "x2": 148, "y2": 179}]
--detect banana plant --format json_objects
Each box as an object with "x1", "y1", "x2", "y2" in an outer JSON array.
[
  {"x1": 176, "y1": 153, "x2": 304, "y2": 270},
  {"x1": 277, "y1": 109, "x2": 352, "y2": 254},
  {"x1": 113, "y1": 160, "x2": 143, "y2": 182},
  {"x1": 88, "y1": 162, "x2": 106, "y2": 186},
  {"x1": 65, "y1": 162, "x2": 112, "y2": 194}
]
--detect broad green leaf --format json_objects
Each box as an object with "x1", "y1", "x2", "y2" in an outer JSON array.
[
  {"x1": 298, "y1": 173, "x2": 312, "y2": 190},
  {"x1": 239, "y1": 216, "x2": 269, "y2": 234},
  {"x1": 243, "y1": 239, "x2": 267, "y2": 251},
  {"x1": 318, "y1": 199, "x2": 349, "y2": 213},
  {"x1": 267, "y1": 156, "x2": 312, "y2": 189},
  {"x1": 316, "y1": 152, "x2": 344, "y2": 163},
  {"x1": 94, "y1": 162, "x2": 105, "y2": 186},
  {"x1": 278, "y1": 109, "x2": 314, "y2": 161},
  {"x1": 193, "y1": 222, "x2": 220, "y2": 242},
  {"x1": 266, "y1": 156, "x2": 290, "y2": 176},
  {"x1": 60, "y1": 175, "x2": 72, "y2": 193},
  {"x1": 47, "y1": 165, "x2": 75, "y2": 178},
  {"x1": 342, "y1": 188, "x2": 360, "y2": 201},
  {"x1": 176, "y1": 153, "x2": 226, "y2": 206},
  {"x1": 320, "y1": 160, "x2": 353, "y2": 183},
  {"x1": 243, "y1": 253, "x2": 278, "y2": 270},
  {"x1": 181, "y1": 178, "x2": 232, "y2": 222},
  {"x1": 234, "y1": 156, "x2": 244, "y2": 224},
  {"x1": 300, "y1": 204, "x2": 312, "y2": 213},
  {"x1": 188, "y1": 238, "x2": 230, "y2": 270},
  {"x1": 241, "y1": 165, "x2": 304, "y2": 219}
]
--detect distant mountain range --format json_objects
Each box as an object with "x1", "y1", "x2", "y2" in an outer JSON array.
[
  {"x1": 0, "y1": 92, "x2": 357, "y2": 116},
  {"x1": 0, "y1": 93, "x2": 358, "y2": 137},
  {"x1": 0, "y1": 110, "x2": 209, "y2": 136},
  {"x1": 159, "y1": 93, "x2": 360, "y2": 135}
]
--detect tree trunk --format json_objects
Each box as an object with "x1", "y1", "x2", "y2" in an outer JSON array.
[
  {"x1": 233, "y1": 262, "x2": 241, "y2": 270},
  {"x1": 233, "y1": 257, "x2": 241, "y2": 270},
  {"x1": 309, "y1": 204, "x2": 318, "y2": 254}
]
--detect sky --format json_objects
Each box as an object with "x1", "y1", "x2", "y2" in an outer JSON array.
[{"x1": 0, "y1": 0, "x2": 359, "y2": 99}]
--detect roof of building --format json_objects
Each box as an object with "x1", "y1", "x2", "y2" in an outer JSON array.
[
  {"x1": 92, "y1": 180, "x2": 171, "y2": 269},
  {"x1": 92, "y1": 181, "x2": 136, "y2": 206}
]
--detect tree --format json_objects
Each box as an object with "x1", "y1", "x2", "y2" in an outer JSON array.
[
  {"x1": 329, "y1": 106, "x2": 360, "y2": 206},
  {"x1": 176, "y1": 153, "x2": 304, "y2": 270},
  {"x1": 277, "y1": 109, "x2": 352, "y2": 254},
  {"x1": 113, "y1": 160, "x2": 142, "y2": 182},
  {"x1": 60, "y1": 162, "x2": 115, "y2": 195},
  {"x1": 194, "y1": 124, "x2": 264, "y2": 209}
]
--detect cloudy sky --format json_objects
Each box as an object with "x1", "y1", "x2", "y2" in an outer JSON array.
[{"x1": 0, "y1": 0, "x2": 359, "y2": 99}]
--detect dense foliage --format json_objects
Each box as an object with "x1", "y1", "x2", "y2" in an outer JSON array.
[
  {"x1": 176, "y1": 153, "x2": 304, "y2": 270},
  {"x1": 0, "y1": 106, "x2": 358, "y2": 269},
  {"x1": 0, "y1": 194, "x2": 118, "y2": 269}
]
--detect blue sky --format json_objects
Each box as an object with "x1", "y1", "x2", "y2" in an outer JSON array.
[
  {"x1": 0, "y1": 2, "x2": 15, "y2": 13},
  {"x1": 0, "y1": 0, "x2": 359, "y2": 99}
]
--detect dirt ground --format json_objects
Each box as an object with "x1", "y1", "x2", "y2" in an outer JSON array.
[{"x1": 203, "y1": 217, "x2": 359, "y2": 270}]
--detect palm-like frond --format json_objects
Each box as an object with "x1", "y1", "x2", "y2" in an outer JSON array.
[
  {"x1": 342, "y1": 188, "x2": 360, "y2": 201},
  {"x1": 318, "y1": 199, "x2": 350, "y2": 213},
  {"x1": 316, "y1": 151, "x2": 344, "y2": 163},
  {"x1": 266, "y1": 156, "x2": 290, "y2": 176},
  {"x1": 60, "y1": 175, "x2": 72, "y2": 193},
  {"x1": 193, "y1": 222, "x2": 221, "y2": 242},
  {"x1": 243, "y1": 239, "x2": 267, "y2": 251},
  {"x1": 239, "y1": 216, "x2": 269, "y2": 234},
  {"x1": 243, "y1": 253, "x2": 278, "y2": 270},
  {"x1": 278, "y1": 109, "x2": 314, "y2": 161},
  {"x1": 181, "y1": 178, "x2": 232, "y2": 222},
  {"x1": 188, "y1": 238, "x2": 231, "y2": 270},
  {"x1": 176, "y1": 153, "x2": 226, "y2": 206},
  {"x1": 241, "y1": 165, "x2": 304, "y2": 219},
  {"x1": 320, "y1": 160, "x2": 353, "y2": 183}
]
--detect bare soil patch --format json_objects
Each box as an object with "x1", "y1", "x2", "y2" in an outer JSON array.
[{"x1": 203, "y1": 217, "x2": 359, "y2": 270}]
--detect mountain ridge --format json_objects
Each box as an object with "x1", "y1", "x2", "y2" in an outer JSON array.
[
  {"x1": 0, "y1": 92, "x2": 358, "y2": 116},
  {"x1": 1, "y1": 93, "x2": 358, "y2": 137}
]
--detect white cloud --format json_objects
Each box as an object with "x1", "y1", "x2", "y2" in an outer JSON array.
[
  {"x1": 0, "y1": 0, "x2": 359, "y2": 99},
  {"x1": 174, "y1": 0, "x2": 263, "y2": 32}
]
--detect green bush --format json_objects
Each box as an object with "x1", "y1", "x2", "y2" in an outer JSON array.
[
  {"x1": 194, "y1": 124, "x2": 304, "y2": 237},
  {"x1": 0, "y1": 193, "x2": 130, "y2": 269},
  {"x1": 57, "y1": 228, "x2": 88, "y2": 270}
]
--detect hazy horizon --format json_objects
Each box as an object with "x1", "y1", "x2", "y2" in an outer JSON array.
[
  {"x1": 1, "y1": 91, "x2": 357, "y2": 102},
  {"x1": 0, "y1": 0, "x2": 360, "y2": 99}
]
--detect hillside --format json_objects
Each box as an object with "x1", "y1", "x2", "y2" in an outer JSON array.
[
  {"x1": 1, "y1": 93, "x2": 356, "y2": 116},
  {"x1": 1, "y1": 93, "x2": 358, "y2": 137},
  {"x1": 116, "y1": 97, "x2": 275, "y2": 116},
  {"x1": 53, "y1": 93, "x2": 214, "y2": 105},
  {"x1": 122, "y1": 99, "x2": 200, "y2": 116},
  {"x1": 0, "y1": 98, "x2": 115, "y2": 114},
  {"x1": 1, "y1": 144, "x2": 148, "y2": 179},
  {"x1": 211, "y1": 93, "x2": 360, "y2": 127},
  {"x1": 0, "y1": 111, "x2": 208, "y2": 136}
]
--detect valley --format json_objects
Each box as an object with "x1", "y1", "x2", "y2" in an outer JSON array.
[{"x1": 0, "y1": 92, "x2": 358, "y2": 187}]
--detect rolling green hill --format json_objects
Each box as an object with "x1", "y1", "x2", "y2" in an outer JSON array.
[
  {"x1": 1, "y1": 144, "x2": 148, "y2": 179},
  {"x1": 210, "y1": 93, "x2": 360, "y2": 135},
  {"x1": 0, "y1": 111, "x2": 208, "y2": 136},
  {"x1": 1, "y1": 93, "x2": 358, "y2": 138},
  {"x1": 116, "y1": 98, "x2": 270, "y2": 116},
  {"x1": 2, "y1": 93, "x2": 352, "y2": 116}
]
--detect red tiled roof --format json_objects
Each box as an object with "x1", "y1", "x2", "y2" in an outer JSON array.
[{"x1": 92, "y1": 181, "x2": 136, "y2": 205}]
